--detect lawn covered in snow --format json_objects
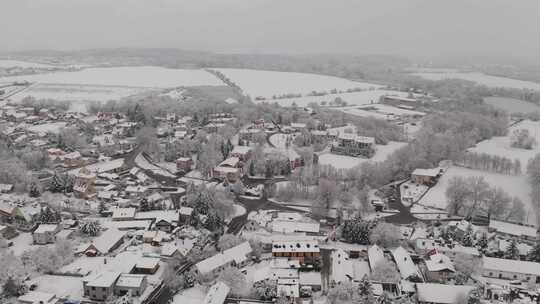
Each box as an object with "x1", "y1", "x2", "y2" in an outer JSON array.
[
  {"x1": 7, "y1": 83, "x2": 150, "y2": 104},
  {"x1": 0, "y1": 66, "x2": 224, "y2": 88},
  {"x1": 340, "y1": 103, "x2": 425, "y2": 120},
  {"x1": 318, "y1": 141, "x2": 407, "y2": 169},
  {"x1": 418, "y1": 166, "x2": 535, "y2": 225},
  {"x1": 485, "y1": 97, "x2": 540, "y2": 114},
  {"x1": 258, "y1": 89, "x2": 404, "y2": 107},
  {"x1": 172, "y1": 285, "x2": 207, "y2": 304},
  {"x1": 212, "y1": 68, "x2": 382, "y2": 100},
  {"x1": 413, "y1": 71, "x2": 540, "y2": 91},
  {"x1": 468, "y1": 120, "x2": 540, "y2": 172},
  {"x1": 0, "y1": 59, "x2": 57, "y2": 69}
]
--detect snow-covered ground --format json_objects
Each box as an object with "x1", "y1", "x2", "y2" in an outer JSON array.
[
  {"x1": 211, "y1": 68, "x2": 382, "y2": 100},
  {"x1": 7, "y1": 83, "x2": 149, "y2": 104},
  {"x1": 318, "y1": 141, "x2": 407, "y2": 169},
  {"x1": 400, "y1": 181, "x2": 429, "y2": 207},
  {"x1": 256, "y1": 89, "x2": 404, "y2": 107},
  {"x1": 26, "y1": 122, "x2": 67, "y2": 134},
  {"x1": 0, "y1": 59, "x2": 57, "y2": 69},
  {"x1": 135, "y1": 153, "x2": 176, "y2": 178},
  {"x1": 340, "y1": 103, "x2": 425, "y2": 120},
  {"x1": 0, "y1": 66, "x2": 224, "y2": 88},
  {"x1": 172, "y1": 285, "x2": 206, "y2": 304},
  {"x1": 418, "y1": 166, "x2": 536, "y2": 225},
  {"x1": 468, "y1": 120, "x2": 540, "y2": 172},
  {"x1": 413, "y1": 71, "x2": 540, "y2": 91},
  {"x1": 485, "y1": 97, "x2": 540, "y2": 114},
  {"x1": 8, "y1": 232, "x2": 55, "y2": 256},
  {"x1": 269, "y1": 133, "x2": 295, "y2": 149},
  {"x1": 29, "y1": 275, "x2": 84, "y2": 301}
]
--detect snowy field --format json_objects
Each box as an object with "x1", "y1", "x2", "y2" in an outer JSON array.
[
  {"x1": 468, "y1": 120, "x2": 540, "y2": 172},
  {"x1": 340, "y1": 103, "x2": 425, "y2": 120},
  {"x1": 318, "y1": 141, "x2": 407, "y2": 169},
  {"x1": 0, "y1": 66, "x2": 224, "y2": 88},
  {"x1": 485, "y1": 97, "x2": 540, "y2": 114},
  {"x1": 0, "y1": 59, "x2": 57, "y2": 69},
  {"x1": 413, "y1": 71, "x2": 540, "y2": 91},
  {"x1": 29, "y1": 275, "x2": 84, "y2": 300},
  {"x1": 418, "y1": 166, "x2": 535, "y2": 225},
  {"x1": 258, "y1": 90, "x2": 405, "y2": 107},
  {"x1": 212, "y1": 68, "x2": 382, "y2": 99},
  {"x1": 6, "y1": 83, "x2": 150, "y2": 104}
]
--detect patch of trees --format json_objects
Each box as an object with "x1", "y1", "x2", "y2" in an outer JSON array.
[
  {"x1": 339, "y1": 218, "x2": 401, "y2": 248},
  {"x1": 456, "y1": 152, "x2": 521, "y2": 175},
  {"x1": 445, "y1": 176, "x2": 525, "y2": 222},
  {"x1": 527, "y1": 154, "x2": 540, "y2": 225},
  {"x1": 511, "y1": 129, "x2": 536, "y2": 149},
  {"x1": 183, "y1": 183, "x2": 234, "y2": 234}
]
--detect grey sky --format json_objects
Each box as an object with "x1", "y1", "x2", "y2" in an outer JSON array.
[{"x1": 2, "y1": 0, "x2": 540, "y2": 58}]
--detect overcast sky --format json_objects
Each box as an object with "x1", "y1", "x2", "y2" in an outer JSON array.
[{"x1": 2, "y1": 0, "x2": 540, "y2": 59}]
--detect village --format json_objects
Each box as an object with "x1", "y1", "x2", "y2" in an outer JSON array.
[{"x1": 0, "y1": 72, "x2": 539, "y2": 304}]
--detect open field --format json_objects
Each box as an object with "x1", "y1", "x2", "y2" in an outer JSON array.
[
  {"x1": 340, "y1": 103, "x2": 425, "y2": 120},
  {"x1": 418, "y1": 166, "x2": 535, "y2": 225},
  {"x1": 6, "y1": 83, "x2": 150, "y2": 104},
  {"x1": 318, "y1": 141, "x2": 407, "y2": 169},
  {"x1": 468, "y1": 119, "x2": 540, "y2": 172},
  {"x1": 212, "y1": 68, "x2": 382, "y2": 99},
  {"x1": 257, "y1": 89, "x2": 407, "y2": 107},
  {"x1": 0, "y1": 59, "x2": 58, "y2": 69},
  {"x1": 0, "y1": 66, "x2": 224, "y2": 88},
  {"x1": 413, "y1": 71, "x2": 540, "y2": 90},
  {"x1": 485, "y1": 96, "x2": 540, "y2": 114}
]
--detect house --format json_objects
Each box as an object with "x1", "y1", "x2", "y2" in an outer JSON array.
[
  {"x1": 415, "y1": 238, "x2": 480, "y2": 260},
  {"x1": 482, "y1": 256, "x2": 540, "y2": 285},
  {"x1": 112, "y1": 207, "x2": 136, "y2": 221},
  {"x1": 391, "y1": 247, "x2": 422, "y2": 281},
  {"x1": 416, "y1": 283, "x2": 475, "y2": 304},
  {"x1": 33, "y1": 224, "x2": 61, "y2": 244},
  {"x1": 230, "y1": 146, "x2": 252, "y2": 162},
  {"x1": 79, "y1": 228, "x2": 126, "y2": 256},
  {"x1": 299, "y1": 271, "x2": 322, "y2": 292},
  {"x1": 272, "y1": 240, "x2": 320, "y2": 266},
  {"x1": 271, "y1": 219, "x2": 320, "y2": 235},
  {"x1": 178, "y1": 207, "x2": 194, "y2": 225},
  {"x1": 176, "y1": 157, "x2": 193, "y2": 172},
  {"x1": 212, "y1": 157, "x2": 243, "y2": 182},
  {"x1": 114, "y1": 274, "x2": 147, "y2": 297},
  {"x1": 154, "y1": 218, "x2": 175, "y2": 233},
  {"x1": 204, "y1": 282, "x2": 230, "y2": 304},
  {"x1": 331, "y1": 133, "x2": 375, "y2": 157},
  {"x1": 423, "y1": 253, "x2": 455, "y2": 283},
  {"x1": 0, "y1": 183, "x2": 14, "y2": 193},
  {"x1": 411, "y1": 168, "x2": 441, "y2": 186},
  {"x1": 72, "y1": 168, "x2": 97, "y2": 199},
  {"x1": 135, "y1": 257, "x2": 160, "y2": 274},
  {"x1": 278, "y1": 278, "x2": 300, "y2": 298},
  {"x1": 367, "y1": 245, "x2": 386, "y2": 270},
  {"x1": 195, "y1": 242, "x2": 253, "y2": 275},
  {"x1": 83, "y1": 271, "x2": 121, "y2": 301},
  {"x1": 488, "y1": 219, "x2": 537, "y2": 241},
  {"x1": 62, "y1": 151, "x2": 84, "y2": 167},
  {"x1": 18, "y1": 291, "x2": 57, "y2": 304}
]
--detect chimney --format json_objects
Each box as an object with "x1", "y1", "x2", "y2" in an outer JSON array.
[{"x1": 104, "y1": 258, "x2": 107, "y2": 264}]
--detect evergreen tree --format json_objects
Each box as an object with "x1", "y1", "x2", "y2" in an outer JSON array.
[
  {"x1": 98, "y1": 201, "x2": 106, "y2": 215},
  {"x1": 249, "y1": 161, "x2": 255, "y2": 176},
  {"x1": 50, "y1": 173, "x2": 63, "y2": 192},
  {"x1": 139, "y1": 198, "x2": 149, "y2": 211},
  {"x1": 477, "y1": 232, "x2": 489, "y2": 252},
  {"x1": 3, "y1": 277, "x2": 21, "y2": 297},
  {"x1": 358, "y1": 275, "x2": 375, "y2": 303},
  {"x1": 528, "y1": 242, "x2": 540, "y2": 262},
  {"x1": 340, "y1": 217, "x2": 370, "y2": 244},
  {"x1": 29, "y1": 182, "x2": 41, "y2": 197},
  {"x1": 461, "y1": 225, "x2": 474, "y2": 247},
  {"x1": 283, "y1": 161, "x2": 292, "y2": 176},
  {"x1": 505, "y1": 238, "x2": 520, "y2": 260}
]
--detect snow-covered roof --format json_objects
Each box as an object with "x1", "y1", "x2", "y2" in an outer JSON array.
[
  {"x1": 337, "y1": 132, "x2": 375, "y2": 144},
  {"x1": 115, "y1": 274, "x2": 146, "y2": 288},
  {"x1": 69, "y1": 158, "x2": 125, "y2": 175},
  {"x1": 218, "y1": 157, "x2": 240, "y2": 167},
  {"x1": 88, "y1": 228, "x2": 126, "y2": 254},
  {"x1": 489, "y1": 219, "x2": 537, "y2": 238},
  {"x1": 425, "y1": 253, "x2": 455, "y2": 272},
  {"x1": 223, "y1": 241, "x2": 252, "y2": 264},
  {"x1": 136, "y1": 257, "x2": 160, "y2": 270},
  {"x1": 135, "y1": 210, "x2": 178, "y2": 222},
  {"x1": 392, "y1": 247, "x2": 420, "y2": 279},
  {"x1": 86, "y1": 271, "x2": 121, "y2": 288},
  {"x1": 18, "y1": 291, "x2": 56, "y2": 304},
  {"x1": 367, "y1": 245, "x2": 385, "y2": 270},
  {"x1": 483, "y1": 256, "x2": 540, "y2": 276},
  {"x1": 34, "y1": 224, "x2": 58, "y2": 234},
  {"x1": 299, "y1": 271, "x2": 322, "y2": 286},
  {"x1": 416, "y1": 283, "x2": 475, "y2": 304},
  {"x1": 271, "y1": 219, "x2": 320, "y2": 234},
  {"x1": 179, "y1": 206, "x2": 193, "y2": 215},
  {"x1": 231, "y1": 145, "x2": 252, "y2": 155},
  {"x1": 411, "y1": 168, "x2": 440, "y2": 177},
  {"x1": 112, "y1": 207, "x2": 136, "y2": 220},
  {"x1": 204, "y1": 282, "x2": 230, "y2": 304},
  {"x1": 272, "y1": 240, "x2": 320, "y2": 253}
]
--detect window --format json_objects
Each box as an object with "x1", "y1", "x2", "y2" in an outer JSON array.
[
  {"x1": 489, "y1": 272, "x2": 493, "y2": 276},
  {"x1": 92, "y1": 287, "x2": 95, "y2": 290},
  {"x1": 513, "y1": 275, "x2": 517, "y2": 279},
  {"x1": 536, "y1": 276, "x2": 540, "y2": 283}
]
